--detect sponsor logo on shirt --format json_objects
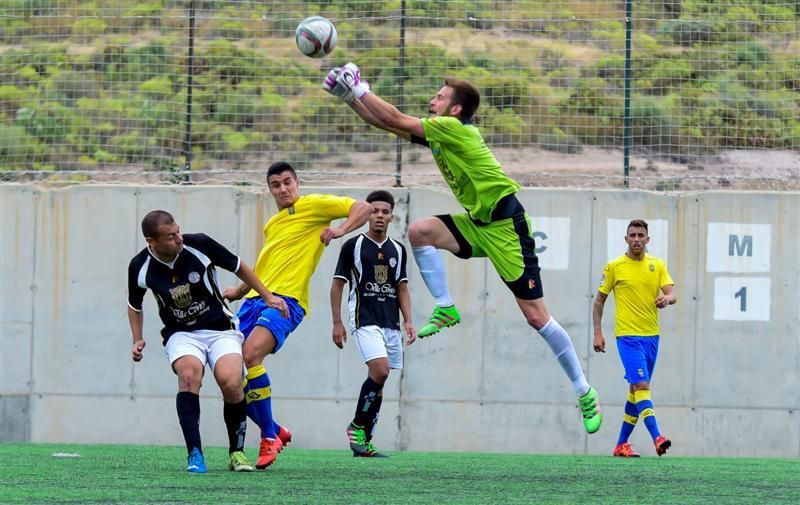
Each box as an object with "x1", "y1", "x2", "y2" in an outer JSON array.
[
  {"x1": 170, "y1": 284, "x2": 192, "y2": 309},
  {"x1": 374, "y1": 265, "x2": 388, "y2": 284}
]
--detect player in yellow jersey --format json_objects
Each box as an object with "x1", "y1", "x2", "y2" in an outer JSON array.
[
  {"x1": 593, "y1": 219, "x2": 676, "y2": 457},
  {"x1": 224, "y1": 161, "x2": 372, "y2": 469}
]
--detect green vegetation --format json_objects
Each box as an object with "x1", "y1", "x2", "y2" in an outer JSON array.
[
  {"x1": 1, "y1": 443, "x2": 799, "y2": 504},
  {"x1": 0, "y1": 1, "x2": 798, "y2": 171}
]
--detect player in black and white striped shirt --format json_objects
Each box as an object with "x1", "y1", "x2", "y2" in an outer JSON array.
[
  {"x1": 331, "y1": 191, "x2": 416, "y2": 457},
  {"x1": 127, "y1": 210, "x2": 287, "y2": 473}
]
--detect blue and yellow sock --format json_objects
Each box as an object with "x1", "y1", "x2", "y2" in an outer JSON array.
[
  {"x1": 616, "y1": 392, "x2": 639, "y2": 445},
  {"x1": 245, "y1": 365, "x2": 276, "y2": 439},
  {"x1": 634, "y1": 389, "x2": 661, "y2": 441}
]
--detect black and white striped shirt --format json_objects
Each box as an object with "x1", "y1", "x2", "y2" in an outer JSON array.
[
  {"x1": 127, "y1": 233, "x2": 240, "y2": 344},
  {"x1": 334, "y1": 234, "x2": 408, "y2": 329}
]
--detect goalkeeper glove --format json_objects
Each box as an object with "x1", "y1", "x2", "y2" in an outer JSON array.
[
  {"x1": 336, "y1": 62, "x2": 370, "y2": 101},
  {"x1": 322, "y1": 67, "x2": 354, "y2": 103}
]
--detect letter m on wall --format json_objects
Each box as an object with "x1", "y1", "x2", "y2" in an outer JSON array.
[
  {"x1": 707, "y1": 223, "x2": 771, "y2": 273},
  {"x1": 728, "y1": 235, "x2": 753, "y2": 257}
]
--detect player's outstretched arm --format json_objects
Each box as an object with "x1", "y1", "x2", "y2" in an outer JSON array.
[
  {"x1": 235, "y1": 260, "x2": 289, "y2": 319},
  {"x1": 592, "y1": 291, "x2": 608, "y2": 353},
  {"x1": 128, "y1": 306, "x2": 146, "y2": 362},
  {"x1": 330, "y1": 278, "x2": 348, "y2": 349},
  {"x1": 324, "y1": 62, "x2": 424, "y2": 138},
  {"x1": 359, "y1": 92, "x2": 424, "y2": 138},
  {"x1": 320, "y1": 200, "x2": 372, "y2": 245},
  {"x1": 348, "y1": 99, "x2": 411, "y2": 141}
]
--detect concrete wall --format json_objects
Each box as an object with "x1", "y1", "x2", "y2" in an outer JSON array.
[{"x1": 1, "y1": 184, "x2": 798, "y2": 457}]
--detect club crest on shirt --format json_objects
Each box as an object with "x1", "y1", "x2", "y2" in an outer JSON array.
[
  {"x1": 188, "y1": 272, "x2": 201, "y2": 283},
  {"x1": 374, "y1": 264, "x2": 388, "y2": 284},
  {"x1": 389, "y1": 257, "x2": 397, "y2": 268},
  {"x1": 170, "y1": 283, "x2": 192, "y2": 309},
  {"x1": 649, "y1": 264, "x2": 655, "y2": 272}
]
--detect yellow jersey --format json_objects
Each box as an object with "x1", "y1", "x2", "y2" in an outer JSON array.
[
  {"x1": 246, "y1": 193, "x2": 355, "y2": 313},
  {"x1": 598, "y1": 253, "x2": 674, "y2": 337}
]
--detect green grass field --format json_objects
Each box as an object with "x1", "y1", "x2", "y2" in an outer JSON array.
[{"x1": 1, "y1": 443, "x2": 798, "y2": 504}]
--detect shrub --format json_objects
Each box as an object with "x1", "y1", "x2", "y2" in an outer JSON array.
[
  {"x1": 0, "y1": 124, "x2": 45, "y2": 164},
  {"x1": 657, "y1": 19, "x2": 713, "y2": 46}
]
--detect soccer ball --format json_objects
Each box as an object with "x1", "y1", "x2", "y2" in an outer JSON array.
[{"x1": 295, "y1": 16, "x2": 337, "y2": 58}]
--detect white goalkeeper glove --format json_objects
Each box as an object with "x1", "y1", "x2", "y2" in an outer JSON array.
[
  {"x1": 322, "y1": 67, "x2": 355, "y2": 103},
  {"x1": 336, "y1": 62, "x2": 370, "y2": 101}
]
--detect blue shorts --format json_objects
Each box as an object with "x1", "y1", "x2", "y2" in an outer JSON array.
[
  {"x1": 237, "y1": 296, "x2": 305, "y2": 353},
  {"x1": 616, "y1": 336, "x2": 660, "y2": 385}
]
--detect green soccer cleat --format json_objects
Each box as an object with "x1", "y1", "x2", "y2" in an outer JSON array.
[
  {"x1": 417, "y1": 305, "x2": 461, "y2": 338},
  {"x1": 354, "y1": 441, "x2": 389, "y2": 458},
  {"x1": 347, "y1": 423, "x2": 368, "y2": 456},
  {"x1": 228, "y1": 450, "x2": 254, "y2": 472},
  {"x1": 578, "y1": 387, "x2": 603, "y2": 434}
]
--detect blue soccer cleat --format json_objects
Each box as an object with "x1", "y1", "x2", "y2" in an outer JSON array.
[{"x1": 187, "y1": 447, "x2": 207, "y2": 473}]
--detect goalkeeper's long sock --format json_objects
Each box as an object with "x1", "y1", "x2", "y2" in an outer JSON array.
[
  {"x1": 245, "y1": 365, "x2": 277, "y2": 439},
  {"x1": 412, "y1": 246, "x2": 454, "y2": 307},
  {"x1": 616, "y1": 392, "x2": 639, "y2": 445},
  {"x1": 176, "y1": 391, "x2": 202, "y2": 454},
  {"x1": 223, "y1": 398, "x2": 248, "y2": 454},
  {"x1": 634, "y1": 389, "x2": 662, "y2": 441},
  {"x1": 537, "y1": 317, "x2": 591, "y2": 397}
]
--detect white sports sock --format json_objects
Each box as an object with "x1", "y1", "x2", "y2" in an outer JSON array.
[
  {"x1": 412, "y1": 246, "x2": 454, "y2": 307},
  {"x1": 538, "y1": 317, "x2": 591, "y2": 397}
]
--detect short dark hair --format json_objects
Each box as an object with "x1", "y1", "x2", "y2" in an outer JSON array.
[
  {"x1": 141, "y1": 210, "x2": 174, "y2": 238},
  {"x1": 267, "y1": 161, "x2": 297, "y2": 180},
  {"x1": 627, "y1": 219, "x2": 649, "y2": 233},
  {"x1": 444, "y1": 77, "x2": 480, "y2": 121},
  {"x1": 366, "y1": 190, "x2": 395, "y2": 210}
]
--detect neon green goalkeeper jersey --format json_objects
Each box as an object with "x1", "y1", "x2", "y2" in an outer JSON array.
[{"x1": 421, "y1": 116, "x2": 520, "y2": 223}]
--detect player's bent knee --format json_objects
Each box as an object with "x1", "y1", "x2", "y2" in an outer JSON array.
[
  {"x1": 243, "y1": 351, "x2": 264, "y2": 368},
  {"x1": 219, "y1": 379, "x2": 245, "y2": 402},
  {"x1": 370, "y1": 369, "x2": 389, "y2": 384},
  {"x1": 525, "y1": 314, "x2": 549, "y2": 330},
  {"x1": 407, "y1": 221, "x2": 428, "y2": 246}
]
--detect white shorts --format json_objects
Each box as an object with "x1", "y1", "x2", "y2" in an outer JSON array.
[
  {"x1": 353, "y1": 325, "x2": 403, "y2": 370},
  {"x1": 164, "y1": 329, "x2": 244, "y2": 372}
]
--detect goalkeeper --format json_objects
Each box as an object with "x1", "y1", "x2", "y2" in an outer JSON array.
[{"x1": 323, "y1": 64, "x2": 603, "y2": 434}]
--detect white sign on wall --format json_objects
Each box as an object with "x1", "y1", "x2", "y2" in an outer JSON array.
[
  {"x1": 713, "y1": 277, "x2": 771, "y2": 321},
  {"x1": 607, "y1": 218, "x2": 669, "y2": 264},
  {"x1": 706, "y1": 223, "x2": 771, "y2": 273},
  {"x1": 530, "y1": 217, "x2": 570, "y2": 270}
]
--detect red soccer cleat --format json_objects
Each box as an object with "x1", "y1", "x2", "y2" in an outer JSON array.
[
  {"x1": 654, "y1": 435, "x2": 672, "y2": 456},
  {"x1": 276, "y1": 425, "x2": 292, "y2": 451},
  {"x1": 613, "y1": 442, "x2": 641, "y2": 457},
  {"x1": 255, "y1": 437, "x2": 283, "y2": 469}
]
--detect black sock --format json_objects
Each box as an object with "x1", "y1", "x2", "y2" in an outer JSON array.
[
  {"x1": 353, "y1": 377, "x2": 383, "y2": 429},
  {"x1": 176, "y1": 392, "x2": 202, "y2": 454},
  {"x1": 223, "y1": 399, "x2": 248, "y2": 454},
  {"x1": 365, "y1": 392, "x2": 383, "y2": 442}
]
